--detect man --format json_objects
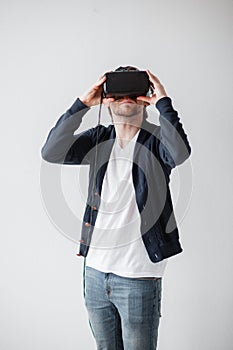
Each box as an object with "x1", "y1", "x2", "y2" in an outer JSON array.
[{"x1": 41, "y1": 66, "x2": 191, "y2": 349}]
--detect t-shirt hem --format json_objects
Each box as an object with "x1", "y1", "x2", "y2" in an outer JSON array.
[{"x1": 85, "y1": 262, "x2": 167, "y2": 278}]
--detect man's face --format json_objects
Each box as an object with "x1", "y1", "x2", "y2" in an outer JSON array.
[{"x1": 109, "y1": 96, "x2": 145, "y2": 118}]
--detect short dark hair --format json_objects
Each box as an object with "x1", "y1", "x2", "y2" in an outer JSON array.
[{"x1": 114, "y1": 65, "x2": 139, "y2": 72}]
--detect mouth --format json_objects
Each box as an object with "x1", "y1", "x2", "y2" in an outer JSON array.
[{"x1": 119, "y1": 99, "x2": 135, "y2": 104}]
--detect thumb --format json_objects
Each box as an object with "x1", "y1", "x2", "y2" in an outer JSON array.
[{"x1": 137, "y1": 96, "x2": 151, "y2": 103}]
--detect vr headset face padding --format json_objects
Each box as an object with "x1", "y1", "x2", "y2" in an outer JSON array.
[{"x1": 103, "y1": 71, "x2": 151, "y2": 98}]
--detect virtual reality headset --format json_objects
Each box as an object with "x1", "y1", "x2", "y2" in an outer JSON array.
[{"x1": 103, "y1": 71, "x2": 151, "y2": 98}]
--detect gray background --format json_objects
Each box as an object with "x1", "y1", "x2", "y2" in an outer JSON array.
[{"x1": 1, "y1": 0, "x2": 233, "y2": 349}]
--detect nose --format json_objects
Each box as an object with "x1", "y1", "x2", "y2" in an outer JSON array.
[
  {"x1": 121, "y1": 96, "x2": 135, "y2": 101},
  {"x1": 115, "y1": 95, "x2": 136, "y2": 102}
]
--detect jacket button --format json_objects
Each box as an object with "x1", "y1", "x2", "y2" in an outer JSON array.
[{"x1": 85, "y1": 222, "x2": 91, "y2": 227}]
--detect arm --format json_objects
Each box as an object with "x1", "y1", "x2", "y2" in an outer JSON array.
[
  {"x1": 41, "y1": 99, "x2": 92, "y2": 164},
  {"x1": 156, "y1": 96, "x2": 191, "y2": 168},
  {"x1": 137, "y1": 70, "x2": 191, "y2": 169},
  {"x1": 41, "y1": 74, "x2": 114, "y2": 165}
]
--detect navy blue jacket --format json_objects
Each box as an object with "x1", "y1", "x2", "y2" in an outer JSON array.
[{"x1": 41, "y1": 97, "x2": 191, "y2": 262}]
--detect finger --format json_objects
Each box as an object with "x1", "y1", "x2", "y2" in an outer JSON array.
[
  {"x1": 137, "y1": 96, "x2": 151, "y2": 103},
  {"x1": 146, "y1": 70, "x2": 161, "y2": 85},
  {"x1": 103, "y1": 97, "x2": 115, "y2": 102},
  {"x1": 146, "y1": 70, "x2": 155, "y2": 80},
  {"x1": 146, "y1": 70, "x2": 156, "y2": 88},
  {"x1": 97, "y1": 69, "x2": 113, "y2": 82},
  {"x1": 102, "y1": 97, "x2": 115, "y2": 106},
  {"x1": 95, "y1": 75, "x2": 106, "y2": 87}
]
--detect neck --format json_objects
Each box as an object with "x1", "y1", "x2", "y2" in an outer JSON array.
[{"x1": 112, "y1": 113, "x2": 143, "y2": 148}]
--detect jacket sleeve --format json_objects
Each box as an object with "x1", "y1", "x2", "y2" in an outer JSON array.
[
  {"x1": 41, "y1": 98, "x2": 95, "y2": 165},
  {"x1": 156, "y1": 97, "x2": 191, "y2": 169}
]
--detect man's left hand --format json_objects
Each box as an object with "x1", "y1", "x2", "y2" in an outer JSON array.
[{"x1": 137, "y1": 70, "x2": 168, "y2": 105}]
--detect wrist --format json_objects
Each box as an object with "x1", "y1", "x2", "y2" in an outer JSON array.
[
  {"x1": 79, "y1": 97, "x2": 91, "y2": 108},
  {"x1": 155, "y1": 94, "x2": 168, "y2": 104},
  {"x1": 155, "y1": 96, "x2": 172, "y2": 111}
]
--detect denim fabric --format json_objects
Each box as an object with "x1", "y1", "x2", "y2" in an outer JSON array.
[{"x1": 83, "y1": 265, "x2": 162, "y2": 350}]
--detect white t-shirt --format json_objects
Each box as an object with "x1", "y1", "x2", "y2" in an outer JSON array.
[{"x1": 85, "y1": 130, "x2": 167, "y2": 278}]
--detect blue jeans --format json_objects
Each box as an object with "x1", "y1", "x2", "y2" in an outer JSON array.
[{"x1": 83, "y1": 265, "x2": 162, "y2": 350}]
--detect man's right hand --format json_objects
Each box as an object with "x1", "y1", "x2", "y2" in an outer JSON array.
[{"x1": 80, "y1": 74, "x2": 114, "y2": 107}]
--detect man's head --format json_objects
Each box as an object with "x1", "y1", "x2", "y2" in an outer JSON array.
[{"x1": 104, "y1": 65, "x2": 149, "y2": 122}]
